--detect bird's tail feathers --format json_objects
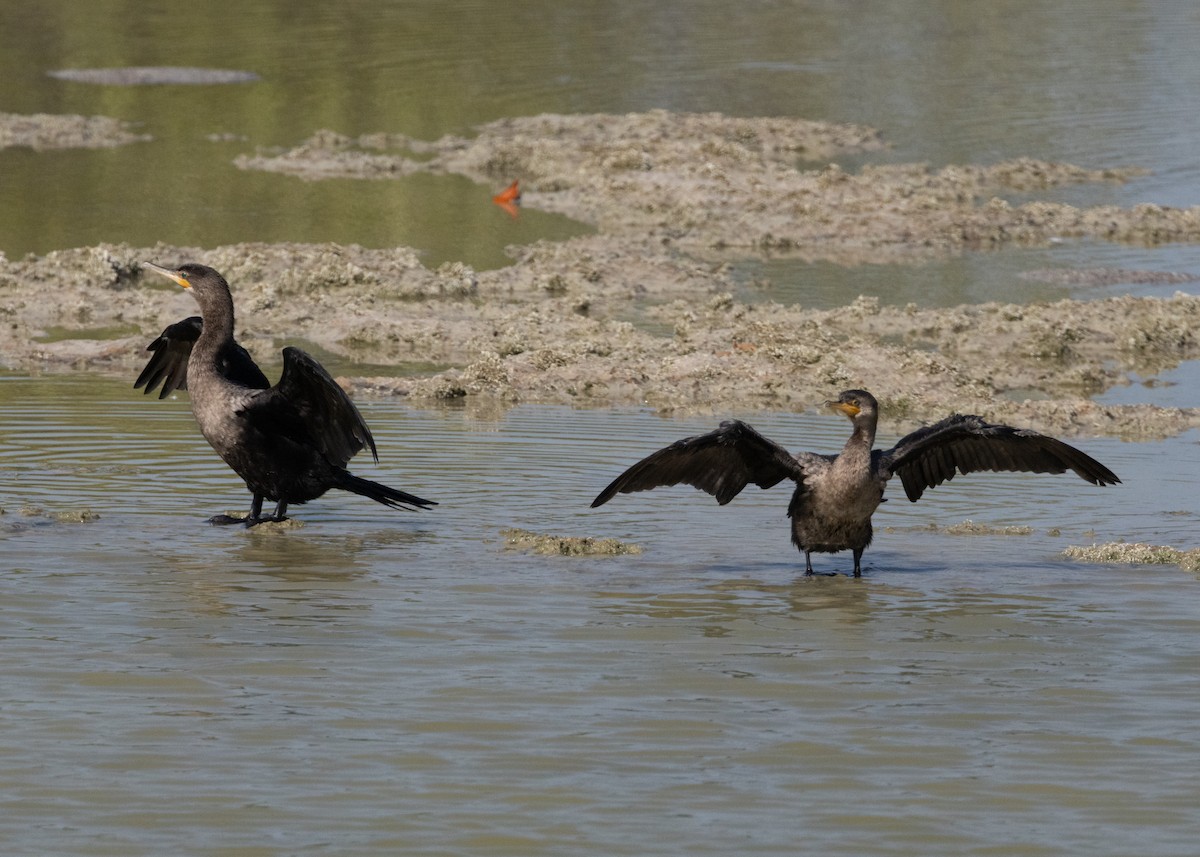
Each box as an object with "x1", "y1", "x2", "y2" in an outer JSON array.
[{"x1": 336, "y1": 471, "x2": 436, "y2": 511}]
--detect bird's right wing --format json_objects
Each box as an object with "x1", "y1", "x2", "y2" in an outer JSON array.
[
  {"x1": 877, "y1": 413, "x2": 1121, "y2": 502},
  {"x1": 591, "y1": 420, "x2": 806, "y2": 507},
  {"x1": 134, "y1": 317, "x2": 201, "y2": 399},
  {"x1": 260, "y1": 346, "x2": 377, "y2": 467}
]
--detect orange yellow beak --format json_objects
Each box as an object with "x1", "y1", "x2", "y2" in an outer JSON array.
[
  {"x1": 142, "y1": 261, "x2": 190, "y2": 289},
  {"x1": 826, "y1": 400, "x2": 860, "y2": 419}
]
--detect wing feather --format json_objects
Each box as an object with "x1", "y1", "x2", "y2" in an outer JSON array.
[
  {"x1": 591, "y1": 420, "x2": 805, "y2": 507},
  {"x1": 879, "y1": 414, "x2": 1120, "y2": 502},
  {"x1": 243, "y1": 347, "x2": 376, "y2": 468},
  {"x1": 134, "y1": 316, "x2": 268, "y2": 398},
  {"x1": 133, "y1": 317, "x2": 201, "y2": 399}
]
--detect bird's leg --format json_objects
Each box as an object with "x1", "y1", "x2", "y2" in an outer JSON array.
[
  {"x1": 804, "y1": 550, "x2": 837, "y2": 577},
  {"x1": 852, "y1": 547, "x2": 864, "y2": 578},
  {"x1": 244, "y1": 499, "x2": 289, "y2": 527},
  {"x1": 209, "y1": 494, "x2": 263, "y2": 526}
]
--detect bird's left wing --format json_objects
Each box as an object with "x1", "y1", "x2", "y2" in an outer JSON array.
[
  {"x1": 134, "y1": 317, "x2": 269, "y2": 398},
  {"x1": 134, "y1": 316, "x2": 202, "y2": 399},
  {"x1": 878, "y1": 413, "x2": 1121, "y2": 502},
  {"x1": 255, "y1": 346, "x2": 377, "y2": 467},
  {"x1": 592, "y1": 419, "x2": 806, "y2": 507}
]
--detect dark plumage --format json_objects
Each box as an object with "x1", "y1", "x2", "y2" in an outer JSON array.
[
  {"x1": 135, "y1": 262, "x2": 435, "y2": 526},
  {"x1": 591, "y1": 389, "x2": 1119, "y2": 575}
]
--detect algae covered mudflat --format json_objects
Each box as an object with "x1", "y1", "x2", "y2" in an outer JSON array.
[{"x1": 3, "y1": 109, "x2": 1200, "y2": 442}]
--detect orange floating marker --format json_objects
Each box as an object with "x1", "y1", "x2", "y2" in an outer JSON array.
[
  {"x1": 492, "y1": 179, "x2": 521, "y2": 219},
  {"x1": 492, "y1": 179, "x2": 521, "y2": 205}
]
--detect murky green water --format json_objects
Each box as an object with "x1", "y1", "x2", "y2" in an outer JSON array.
[
  {"x1": 4, "y1": 2, "x2": 1200, "y2": 854},
  {"x1": 7, "y1": 1, "x2": 1200, "y2": 289},
  {"x1": 2, "y1": 374, "x2": 1199, "y2": 856}
]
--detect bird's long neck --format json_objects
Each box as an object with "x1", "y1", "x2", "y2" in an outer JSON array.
[
  {"x1": 839, "y1": 416, "x2": 877, "y2": 470},
  {"x1": 192, "y1": 287, "x2": 237, "y2": 359}
]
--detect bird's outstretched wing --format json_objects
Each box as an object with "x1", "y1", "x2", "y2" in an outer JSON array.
[
  {"x1": 134, "y1": 317, "x2": 201, "y2": 399},
  {"x1": 134, "y1": 316, "x2": 268, "y2": 398},
  {"x1": 592, "y1": 419, "x2": 806, "y2": 507},
  {"x1": 877, "y1": 414, "x2": 1121, "y2": 502},
  {"x1": 246, "y1": 346, "x2": 376, "y2": 468}
]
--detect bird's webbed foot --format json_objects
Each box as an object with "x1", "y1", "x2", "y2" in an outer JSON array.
[
  {"x1": 241, "y1": 500, "x2": 289, "y2": 527},
  {"x1": 243, "y1": 514, "x2": 289, "y2": 528},
  {"x1": 206, "y1": 513, "x2": 288, "y2": 527},
  {"x1": 209, "y1": 496, "x2": 273, "y2": 527}
]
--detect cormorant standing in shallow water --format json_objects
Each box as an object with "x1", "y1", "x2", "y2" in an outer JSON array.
[
  {"x1": 591, "y1": 390, "x2": 1119, "y2": 575},
  {"x1": 135, "y1": 262, "x2": 435, "y2": 526}
]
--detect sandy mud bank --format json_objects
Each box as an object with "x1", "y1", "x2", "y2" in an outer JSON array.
[
  {"x1": 0, "y1": 111, "x2": 150, "y2": 150},
  {"x1": 3, "y1": 110, "x2": 1200, "y2": 442},
  {"x1": 236, "y1": 110, "x2": 1200, "y2": 263},
  {"x1": 3, "y1": 239, "x2": 1198, "y2": 440},
  {"x1": 1065, "y1": 542, "x2": 1200, "y2": 572}
]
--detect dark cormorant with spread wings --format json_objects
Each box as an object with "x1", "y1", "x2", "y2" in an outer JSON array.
[
  {"x1": 135, "y1": 262, "x2": 435, "y2": 526},
  {"x1": 591, "y1": 390, "x2": 1118, "y2": 575}
]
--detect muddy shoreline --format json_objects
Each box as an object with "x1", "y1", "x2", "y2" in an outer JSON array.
[
  {"x1": 3, "y1": 109, "x2": 1200, "y2": 443},
  {"x1": 4, "y1": 237, "x2": 1199, "y2": 439}
]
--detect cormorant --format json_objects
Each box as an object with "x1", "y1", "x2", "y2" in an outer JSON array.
[
  {"x1": 135, "y1": 262, "x2": 435, "y2": 526},
  {"x1": 591, "y1": 389, "x2": 1119, "y2": 575}
]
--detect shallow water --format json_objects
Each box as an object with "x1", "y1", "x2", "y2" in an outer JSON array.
[
  {"x1": 2, "y1": 374, "x2": 1199, "y2": 856},
  {"x1": 5, "y1": 3, "x2": 1200, "y2": 853}
]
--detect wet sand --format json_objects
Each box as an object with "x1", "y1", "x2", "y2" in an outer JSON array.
[
  {"x1": 236, "y1": 111, "x2": 1194, "y2": 261},
  {"x1": 1064, "y1": 542, "x2": 1200, "y2": 571},
  {"x1": 3, "y1": 108, "x2": 1199, "y2": 444},
  {"x1": 0, "y1": 111, "x2": 151, "y2": 150},
  {"x1": 501, "y1": 527, "x2": 643, "y2": 557}
]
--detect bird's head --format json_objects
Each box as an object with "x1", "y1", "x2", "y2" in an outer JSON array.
[
  {"x1": 142, "y1": 262, "x2": 231, "y2": 304},
  {"x1": 825, "y1": 389, "x2": 878, "y2": 422}
]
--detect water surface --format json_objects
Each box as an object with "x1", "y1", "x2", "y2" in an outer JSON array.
[
  {"x1": 3, "y1": 3, "x2": 1200, "y2": 853},
  {"x1": 2, "y1": 375, "x2": 1198, "y2": 856},
  {"x1": 5, "y1": 1, "x2": 1200, "y2": 288}
]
